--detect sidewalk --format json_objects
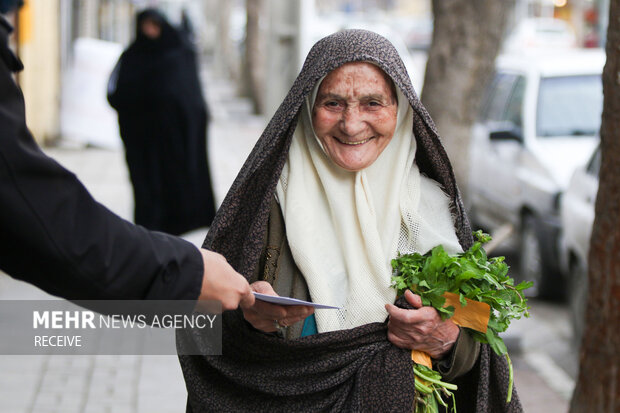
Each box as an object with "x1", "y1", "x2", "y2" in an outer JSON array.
[
  {"x1": 509, "y1": 301, "x2": 575, "y2": 412},
  {"x1": 0, "y1": 61, "x2": 574, "y2": 412}
]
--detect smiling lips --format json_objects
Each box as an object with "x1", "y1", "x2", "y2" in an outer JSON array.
[{"x1": 335, "y1": 137, "x2": 374, "y2": 146}]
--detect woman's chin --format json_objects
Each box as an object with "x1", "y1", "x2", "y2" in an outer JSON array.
[
  {"x1": 332, "y1": 154, "x2": 375, "y2": 172},
  {"x1": 323, "y1": 135, "x2": 390, "y2": 172}
]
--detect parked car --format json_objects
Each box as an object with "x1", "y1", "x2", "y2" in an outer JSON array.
[
  {"x1": 467, "y1": 49, "x2": 604, "y2": 299},
  {"x1": 503, "y1": 17, "x2": 577, "y2": 53},
  {"x1": 559, "y1": 145, "x2": 600, "y2": 343}
]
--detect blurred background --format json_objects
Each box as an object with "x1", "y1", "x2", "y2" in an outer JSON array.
[
  {"x1": 0, "y1": 0, "x2": 611, "y2": 412},
  {"x1": 3, "y1": 0, "x2": 608, "y2": 145}
]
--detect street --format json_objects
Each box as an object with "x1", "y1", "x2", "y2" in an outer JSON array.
[{"x1": 0, "y1": 62, "x2": 578, "y2": 413}]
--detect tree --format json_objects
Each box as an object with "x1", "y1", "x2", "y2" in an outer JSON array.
[
  {"x1": 242, "y1": 0, "x2": 266, "y2": 114},
  {"x1": 421, "y1": 0, "x2": 515, "y2": 196},
  {"x1": 213, "y1": 1, "x2": 238, "y2": 81},
  {"x1": 570, "y1": 1, "x2": 620, "y2": 410}
]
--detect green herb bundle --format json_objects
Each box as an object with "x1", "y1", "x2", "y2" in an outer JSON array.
[{"x1": 391, "y1": 231, "x2": 532, "y2": 413}]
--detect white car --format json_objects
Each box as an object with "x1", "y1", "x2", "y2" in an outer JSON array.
[
  {"x1": 503, "y1": 17, "x2": 577, "y2": 53},
  {"x1": 559, "y1": 145, "x2": 599, "y2": 342},
  {"x1": 467, "y1": 49, "x2": 604, "y2": 298}
]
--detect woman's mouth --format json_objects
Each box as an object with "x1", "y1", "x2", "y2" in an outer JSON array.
[{"x1": 335, "y1": 137, "x2": 373, "y2": 146}]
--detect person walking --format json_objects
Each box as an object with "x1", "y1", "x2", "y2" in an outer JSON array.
[{"x1": 108, "y1": 8, "x2": 216, "y2": 235}]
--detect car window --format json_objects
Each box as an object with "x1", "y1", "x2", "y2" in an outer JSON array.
[
  {"x1": 536, "y1": 75, "x2": 602, "y2": 137},
  {"x1": 479, "y1": 73, "x2": 519, "y2": 122},
  {"x1": 586, "y1": 147, "x2": 601, "y2": 178},
  {"x1": 478, "y1": 74, "x2": 499, "y2": 120},
  {"x1": 503, "y1": 76, "x2": 526, "y2": 128}
]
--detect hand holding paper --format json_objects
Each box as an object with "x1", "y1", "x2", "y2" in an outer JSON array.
[{"x1": 242, "y1": 281, "x2": 319, "y2": 333}]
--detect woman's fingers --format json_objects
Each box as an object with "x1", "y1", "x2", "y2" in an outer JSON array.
[
  {"x1": 243, "y1": 281, "x2": 314, "y2": 332},
  {"x1": 279, "y1": 305, "x2": 314, "y2": 327},
  {"x1": 244, "y1": 303, "x2": 314, "y2": 332},
  {"x1": 404, "y1": 290, "x2": 423, "y2": 308},
  {"x1": 385, "y1": 301, "x2": 459, "y2": 359},
  {"x1": 251, "y1": 280, "x2": 277, "y2": 295}
]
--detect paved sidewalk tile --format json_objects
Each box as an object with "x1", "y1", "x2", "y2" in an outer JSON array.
[
  {"x1": 514, "y1": 367, "x2": 570, "y2": 412},
  {"x1": 137, "y1": 356, "x2": 187, "y2": 413}
]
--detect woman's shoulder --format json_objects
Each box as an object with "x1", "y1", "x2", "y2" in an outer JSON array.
[{"x1": 419, "y1": 173, "x2": 447, "y2": 194}]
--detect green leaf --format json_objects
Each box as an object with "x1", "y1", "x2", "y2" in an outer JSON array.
[
  {"x1": 459, "y1": 293, "x2": 467, "y2": 307},
  {"x1": 516, "y1": 281, "x2": 534, "y2": 291}
]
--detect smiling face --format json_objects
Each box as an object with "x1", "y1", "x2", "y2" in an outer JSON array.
[{"x1": 312, "y1": 62, "x2": 398, "y2": 172}]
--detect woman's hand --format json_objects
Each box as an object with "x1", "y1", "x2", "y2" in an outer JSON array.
[
  {"x1": 241, "y1": 281, "x2": 314, "y2": 333},
  {"x1": 385, "y1": 290, "x2": 460, "y2": 359}
]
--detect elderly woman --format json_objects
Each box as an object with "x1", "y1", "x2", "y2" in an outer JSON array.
[{"x1": 178, "y1": 30, "x2": 521, "y2": 413}]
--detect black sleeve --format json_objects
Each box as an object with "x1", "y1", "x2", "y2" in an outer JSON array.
[{"x1": 0, "y1": 18, "x2": 203, "y2": 301}]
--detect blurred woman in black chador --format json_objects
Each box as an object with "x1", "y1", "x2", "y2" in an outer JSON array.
[{"x1": 108, "y1": 8, "x2": 216, "y2": 235}]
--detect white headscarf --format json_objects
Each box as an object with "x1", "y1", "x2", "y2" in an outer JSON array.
[{"x1": 276, "y1": 66, "x2": 462, "y2": 333}]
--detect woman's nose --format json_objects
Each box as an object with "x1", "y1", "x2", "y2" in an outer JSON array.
[{"x1": 339, "y1": 107, "x2": 366, "y2": 136}]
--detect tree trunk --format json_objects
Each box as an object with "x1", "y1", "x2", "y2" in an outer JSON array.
[
  {"x1": 214, "y1": 1, "x2": 237, "y2": 80},
  {"x1": 569, "y1": 1, "x2": 620, "y2": 411},
  {"x1": 421, "y1": 0, "x2": 514, "y2": 197},
  {"x1": 242, "y1": 0, "x2": 266, "y2": 114}
]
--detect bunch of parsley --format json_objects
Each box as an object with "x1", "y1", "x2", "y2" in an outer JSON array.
[{"x1": 391, "y1": 231, "x2": 532, "y2": 412}]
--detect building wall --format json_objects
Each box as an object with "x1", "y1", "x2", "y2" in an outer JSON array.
[
  {"x1": 18, "y1": 0, "x2": 61, "y2": 143},
  {"x1": 15, "y1": 0, "x2": 140, "y2": 144}
]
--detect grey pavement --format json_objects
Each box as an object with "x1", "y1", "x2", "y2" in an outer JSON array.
[
  {"x1": 508, "y1": 300, "x2": 575, "y2": 412},
  {"x1": 0, "y1": 62, "x2": 576, "y2": 412}
]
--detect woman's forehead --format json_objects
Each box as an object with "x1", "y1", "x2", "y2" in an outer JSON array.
[{"x1": 318, "y1": 62, "x2": 396, "y2": 99}]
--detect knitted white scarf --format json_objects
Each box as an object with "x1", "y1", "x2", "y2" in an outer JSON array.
[{"x1": 276, "y1": 81, "x2": 462, "y2": 333}]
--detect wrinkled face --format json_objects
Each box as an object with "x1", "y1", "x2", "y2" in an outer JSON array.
[
  {"x1": 312, "y1": 62, "x2": 398, "y2": 172},
  {"x1": 141, "y1": 19, "x2": 162, "y2": 39}
]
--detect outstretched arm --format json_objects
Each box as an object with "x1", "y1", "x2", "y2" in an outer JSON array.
[{"x1": 0, "y1": 18, "x2": 253, "y2": 309}]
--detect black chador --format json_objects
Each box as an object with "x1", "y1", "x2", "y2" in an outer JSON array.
[{"x1": 108, "y1": 9, "x2": 215, "y2": 235}]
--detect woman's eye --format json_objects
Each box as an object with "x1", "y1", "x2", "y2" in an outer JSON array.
[
  {"x1": 365, "y1": 101, "x2": 384, "y2": 110},
  {"x1": 323, "y1": 101, "x2": 344, "y2": 110}
]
